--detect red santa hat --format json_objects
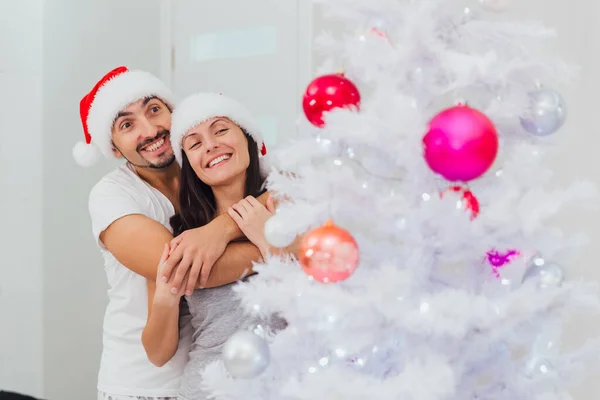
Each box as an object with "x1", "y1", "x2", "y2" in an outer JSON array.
[
  {"x1": 74, "y1": 66, "x2": 175, "y2": 167},
  {"x1": 170, "y1": 92, "x2": 267, "y2": 168}
]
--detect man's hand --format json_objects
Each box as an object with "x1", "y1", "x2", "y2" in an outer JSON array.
[{"x1": 161, "y1": 221, "x2": 230, "y2": 293}]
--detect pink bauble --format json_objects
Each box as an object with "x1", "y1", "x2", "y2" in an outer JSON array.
[
  {"x1": 423, "y1": 105, "x2": 499, "y2": 182},
  {"x1": 299, "y1": 220, "x2": 359, "y2": 283},
  {"x1": 485, "y1": 249, "x2": 521, "y2": 278}
]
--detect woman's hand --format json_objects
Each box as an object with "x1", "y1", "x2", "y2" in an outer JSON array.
[
  {"x1": 143, "y1": 243, "x2": 186, "y2": 367},
  {"x1": 154, "y1": 243, "x2": 189, "y2": 307},
  {"x1": 228, "y1": 195, "x2": 276, "y2": 259}
]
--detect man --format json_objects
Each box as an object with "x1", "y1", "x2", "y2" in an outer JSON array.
[{"x1": 76, "y1": 66, "x2": 265, "y2": 400}]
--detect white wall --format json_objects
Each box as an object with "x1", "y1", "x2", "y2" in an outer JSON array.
[
  {"x1": 0, "y1": 0, "x2": 44, "y2": 396},
  {"x1": 42, "y1": 1, "x2": 161, "y2": 398},
  {"x1": 518, "y1": 1, "x2": 600, "y2": 398}
]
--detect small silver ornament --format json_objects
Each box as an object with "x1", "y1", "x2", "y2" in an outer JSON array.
[
  {"x1": 525, "y1": 356, "x2": 555, "y2": 378},
  {"x1": 478, "y1": 0, "x2": 510, "y2": 12},
  {"x1": 537, "y1": 263, "x2": 566, "y2": 288},
  {"x1": 532, "y1": 327, "x2": 561, "y2": 357},
  {"x1": 520, "y1": 88, "x2": 567, "y2": 136},
  {"x1": 529, "y1": 253, "x2": 546, "y2": 268},
  {"x1": 222, "y1": 331, "x2": 270, "y2": 379},
  {"x1": 522, "y1": 255, "x2": 565, "y2": 288},
  {"x1": 264, "y1": 214, "x2": 295, "y2": 248}
]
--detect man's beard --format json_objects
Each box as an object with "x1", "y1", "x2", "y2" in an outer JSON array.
[
  {"x1": 146, "y1": 154, "x2": 176, "y2": 169},
  {"x1": 137, "y1": 129, "x2": 176, "y2": 169}
]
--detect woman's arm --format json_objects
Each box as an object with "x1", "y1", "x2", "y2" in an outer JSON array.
[
  {"x1": 203, "y1": 241, "x2": 261, "y2": 287},
  {"x1": 142, "y1": 244, "x2": 186, "y2": 367},
  {"x1": 142, "y1": 281, "x2": 182, "y2": 367}
]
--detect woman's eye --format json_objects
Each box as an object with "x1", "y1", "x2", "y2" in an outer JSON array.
[
  {"x1": 190, "y1": 141, "x2": 201, "y2": 149},
  {"x1": 216, "y1": 128, "x2": 228, "y2": 135}
]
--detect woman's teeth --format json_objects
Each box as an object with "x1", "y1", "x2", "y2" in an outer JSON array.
[{"x1": 209, "y1": 154, "x2": 231, "y2": 167}]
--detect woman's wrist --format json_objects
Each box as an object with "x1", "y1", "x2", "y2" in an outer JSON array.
[{"x1": 153, "y1": 293, "x2": 181, "y2": 309}]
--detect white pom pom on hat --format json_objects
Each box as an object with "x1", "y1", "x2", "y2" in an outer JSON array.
[
  {"x1": 74, "y1": 66, "x2": 175, "y2": 167},
  {"x1": 170, "y1": 92, "x2": 267, "y2": 168},
  {"x1": 72, "y1": 140, "x2": 101, "y2": 168}
]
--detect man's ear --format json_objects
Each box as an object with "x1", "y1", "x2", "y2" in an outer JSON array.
[{"x1": 111, "y1": 142, "x2": 123, "y2": 158}]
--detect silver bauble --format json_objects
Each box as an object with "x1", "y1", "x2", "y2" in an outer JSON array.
[
  {"x1": 264, "y1": 214, "x2": 296, "y2": 248},
  {"x1": 520, "y1": 88, "x2": 567, "y2": 136},
  {"x1": 525, "y1": 357, "x2": 555, "y2": 378},
  {"x1": 222, "y1": 331, "x2": 270, "y2": 379},
  {"x1": 522, "y1": 255, "x2": 565, "y2": 288},
  {"x1": 537, "y1": 262, "x2": 566, "y2": 288},
  {"x1": 528, "y1": 252, "x2": 546, "y2": 268}
]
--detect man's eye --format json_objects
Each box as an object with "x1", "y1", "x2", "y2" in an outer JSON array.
[
  {"x1": 151, "y1": 106, "x2": 160, "y2": 113},
  {"x1": 120, "y1": 122, "x2": 132, "y2": 130}
]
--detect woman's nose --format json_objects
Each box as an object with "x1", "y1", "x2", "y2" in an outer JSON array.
[{"x1": 204, "y1": 136, "x2": 219, "y2": 151}]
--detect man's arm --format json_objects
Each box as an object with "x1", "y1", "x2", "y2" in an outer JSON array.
[
  {"x1": 204, "y1": 241, "x2": 261, "y2": 288},
  {"x1": 161, "y1": 190, "x2": 273, "y2": 292},
  {"x1": 100, "y1": 214, "x2": 259, "y2": 286},
  {"x1": 100, "y1": 215, "x2": 171, "y2": 280}
]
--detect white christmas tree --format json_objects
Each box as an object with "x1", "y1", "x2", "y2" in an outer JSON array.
[{"x1": 201, "y1": 0, "x2": 600, "y2": 398}]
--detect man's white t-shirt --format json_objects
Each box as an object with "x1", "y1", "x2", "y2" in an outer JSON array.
[{"x1": 88, "y1": 164, "x2": 192, "y2": 397}]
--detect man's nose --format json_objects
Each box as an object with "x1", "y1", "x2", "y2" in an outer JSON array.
[{"x1": 139, "y1": 117, "x2": 159, "y2": 138}]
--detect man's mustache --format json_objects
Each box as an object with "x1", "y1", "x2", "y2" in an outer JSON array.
[{"x1": 137, "y1": 130, "x2": 170, "y2": 152}]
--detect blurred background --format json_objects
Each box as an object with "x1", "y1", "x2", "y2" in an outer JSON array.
[{"x1": 0, "y1": 0, "x2": 598, "y2": 398}]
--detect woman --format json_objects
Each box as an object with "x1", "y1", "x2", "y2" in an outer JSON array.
[{"x1": 142, "y1": 92, "x2": 287, "y2": 400}]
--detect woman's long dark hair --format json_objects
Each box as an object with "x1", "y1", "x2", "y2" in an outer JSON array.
[{"x1": 170, "y1": 130, "x2": 266, "y2": 236}]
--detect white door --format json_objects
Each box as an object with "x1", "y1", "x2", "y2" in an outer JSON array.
[{"x1": 162, "y1": 0, "x2": 312, "y2": 148}]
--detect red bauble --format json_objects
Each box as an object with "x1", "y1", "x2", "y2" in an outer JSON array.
[
  {"x1": 423, "y1": 105, "x2": 499, "y2": 182},
  {"x1": 440, "y1": 185, "x2": 480, "y2": 220},
  {"x1": 302, "y1": 73, "x2": 361, "y2": 127},
  {"x1": 298, "y1": 220, "x2": 359, "y2": 283}
]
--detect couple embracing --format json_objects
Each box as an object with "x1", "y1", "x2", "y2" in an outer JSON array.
[{"x1": 77, "y1": 66, "x2": 293, "y2": 400}]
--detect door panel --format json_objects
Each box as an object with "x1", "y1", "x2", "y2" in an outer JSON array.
[{"x1": 170, "y1": 0, "x2": 311, "y2": 147}]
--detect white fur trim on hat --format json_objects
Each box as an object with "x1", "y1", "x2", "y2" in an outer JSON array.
[
  {"x1": 77, "y1": 70, "x2": 175, "y2": 166},
  {"x1": 170, "y1": 92, "x2": 266, "y2": 167}
]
